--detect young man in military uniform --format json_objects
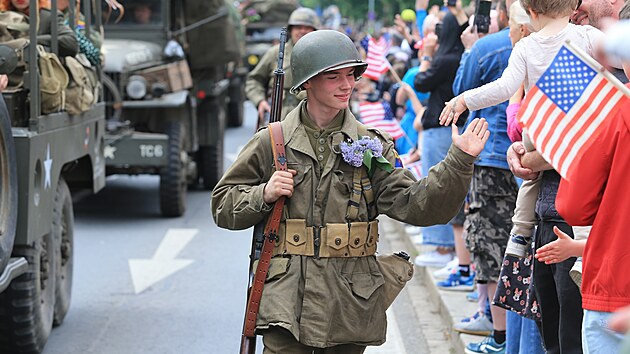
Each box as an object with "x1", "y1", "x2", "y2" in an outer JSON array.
[
  {"x1": 245, "y1": 7, "x2": 319, "y2": 123},
  {"x1": 212, "y1": 30, "x2": 490, "y2": 353}
]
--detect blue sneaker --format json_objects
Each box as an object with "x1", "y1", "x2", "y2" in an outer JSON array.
[
  {"x1": 465, "y1": 335, "x2": 506, "y2": 354},
  {"x1": 466, "y1": 291, "x2": 479, "y2": 302},
  {"x1": 436, "y1": 271, "x2": 475, "y2": 292}
]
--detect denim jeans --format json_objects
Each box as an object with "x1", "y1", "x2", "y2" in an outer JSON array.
[
  {"x1": 420, "y1": 126, "x2": 456, "y2": 247},
  {"x1": 582, "y1": 310, "x2": 624, "y2": 354},
  {"x1": 506, "y1": 311, "x2": 545, "y2": 354}
]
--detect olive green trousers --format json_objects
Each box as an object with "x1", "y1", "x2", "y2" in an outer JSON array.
[{"x1": 262, "y1": 327, "x2": 366, "y2": 354}]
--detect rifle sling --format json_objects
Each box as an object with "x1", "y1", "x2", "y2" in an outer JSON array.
[{"x1": 243, "y1": 122, "x2": 287, "y2": 338}]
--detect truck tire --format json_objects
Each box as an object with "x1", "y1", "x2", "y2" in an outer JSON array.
[
  {"x1": 159, "y1": 121, "x2": 187, "y2": 217},
  {"x1": 52, "y1": 178, "x2": 74, "y2": 326},
  {"x1": 0, "y1": 96, "x2": 17, "y2": 273},
  {"x1": 227, "y1": 76, "x2": 244, "y2": 127},
  {"x1": 198, "y1": 99, "x2": 225, "y2": 190},
  {"x1": 0, "y1": 231, "x2": 57, "y2": 353}
]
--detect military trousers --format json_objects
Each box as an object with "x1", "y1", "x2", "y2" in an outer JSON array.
[{"x1": 262, "y1": 326, "x2": 366, "y2": 354}]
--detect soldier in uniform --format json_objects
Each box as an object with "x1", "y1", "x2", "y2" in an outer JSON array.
[
  {"x1": 245, "y1": 7, "x2": 318, "y2": 123},
  {"x1": 212, "y1": 30, "x2": 490, "y2": 353}
]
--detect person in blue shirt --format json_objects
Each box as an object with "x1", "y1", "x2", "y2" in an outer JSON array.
[{"x1": 450, "y1": 1, "x2": 528, "y2": 353}]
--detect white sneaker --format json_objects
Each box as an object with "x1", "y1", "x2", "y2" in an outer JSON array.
[
  {"x1": 570, "y1": 257, "x2": 582, "y2": 288},
  {"x1": 432, "y1": 257, "x2": 459, "y2": 279},
  {"x1": 414, "y1": 251, "x2": 454, "y2": 268},
  {"x1": 505, "y1": 234, "x2": 531, "y2": 258}
]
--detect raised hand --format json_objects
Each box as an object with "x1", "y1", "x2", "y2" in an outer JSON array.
[
  {"x1": 451, "y1": 118, "x2": 489, "y2": 156},
  {"x1": 439, "y1": 95, "x2": 467, "y2": 126},
  {"x1": 263, "y1": 169, "x2": 297, "y2": 204},
  {"x1": 535, "y1": 226, "x2": 580, "y2": 265}
]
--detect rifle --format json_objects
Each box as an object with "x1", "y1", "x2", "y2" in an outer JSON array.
[{"x1": 240, "y1": 27, "x2": 287, "y2": 354}]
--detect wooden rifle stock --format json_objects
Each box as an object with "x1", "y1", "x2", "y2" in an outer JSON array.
[{"x1": 240, "y1": 27, "x2": 287, "y2": 354}]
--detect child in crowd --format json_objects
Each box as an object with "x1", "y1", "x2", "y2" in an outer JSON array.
[{"x1": 438, "y1": 0, "x2": 608, "y2": 352}]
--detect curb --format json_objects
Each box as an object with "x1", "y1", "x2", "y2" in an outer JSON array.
[{"x1": 398, "y1": 225, "x2": 482, "y2": 354}]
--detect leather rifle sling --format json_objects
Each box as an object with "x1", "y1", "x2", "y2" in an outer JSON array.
[{"x1": 243, "y1": 122, "x2": 287, "y2": 337}]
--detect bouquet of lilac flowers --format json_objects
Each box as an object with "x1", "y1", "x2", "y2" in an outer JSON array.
[{"x1": 340, "y1": 136, "x2": 393, "y2": 177}]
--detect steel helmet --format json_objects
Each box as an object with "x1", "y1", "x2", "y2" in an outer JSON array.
[
  {"x1": 290, "y1": 30, "x2": 367, "y2": 94},
  {"x1": 288, "y1": 7, "x2": 320, "y2": 31}
]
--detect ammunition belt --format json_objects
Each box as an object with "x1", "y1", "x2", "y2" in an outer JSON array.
[{"x1": 273, "y1": 219, "x2": 379, "y2": 258}]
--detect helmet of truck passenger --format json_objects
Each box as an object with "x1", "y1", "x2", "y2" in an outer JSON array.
[
  {"x1": 290, "y1": 30, "x2": 367, "y2": 94},
  {"x1": 287, "y1": 7, "x2": 320, "y2": 31}
]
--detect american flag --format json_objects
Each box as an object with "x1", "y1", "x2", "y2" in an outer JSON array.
[
  {"x1": 517, "y1": 44, "x2": 629, "y2": 179},
  {"x1": 359, "y1": 100, "x2": 404, "y2": 139},
  {"x1": 399, "y1": 153, "x2": 423, "y2": 180},
  {"x1": 360, "y1": 35, "x2": 390, "y2": 81}
]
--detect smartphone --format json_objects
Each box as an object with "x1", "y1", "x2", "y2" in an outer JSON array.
[
  {"x1": 447, "y1": 0, "x2": 457, "y2": 6},
  {"x1": 435, "y1": 22, "x2": 442, "y2": 38},
  {"x1": 474, "y1": 0, "x2": 492, "y2": 34}
]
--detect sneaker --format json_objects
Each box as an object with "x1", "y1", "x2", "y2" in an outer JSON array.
[
  {"x1": 414, "y1": 251, "x2": 453, "y2": 267},
  {"x1": 436, "y1": 271, "x2": 475, "y2": 291},
  {"x1": 454, "y1": 313, "x2": 493, "y2": 336},
  {"x1": 504, "y1": 234, "x2": 531, "y2": 258},
  {"x1": 570, "y1": 257, "x2": 582, "y2": 288},
  {"x1": 466, "y1": 291, "x2": 479, "y2": 302},
  {"x1": 465, "y1": 335, "x2": 506, "y2": 353},
  {"x1": 432, "y1": 257, "x2": 459, "y2": 279}
]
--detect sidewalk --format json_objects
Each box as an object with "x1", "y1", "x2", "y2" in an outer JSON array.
[{"x1": 382, "y1": 216, "x2": 484, "y2": 354}]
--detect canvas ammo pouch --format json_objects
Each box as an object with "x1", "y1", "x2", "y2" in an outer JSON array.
[
  {"x1": 37, "y1": 45, "x2": 68, "y2": 114},
  {"x1": 376, "y1": 253, "x2": 414, "y2": 309},
  {"x1": 0, "y1": 11, "x2": 30, "y2": 90},
  {"x1": 63, "y1": 54, "x2": 98, "y2": 115},
  {"x1": 273, "y1": 219, "x2": 379, "y2": 258}
]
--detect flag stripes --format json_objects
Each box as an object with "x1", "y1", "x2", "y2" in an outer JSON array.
[{"x1": 359, "y1": 101, "x2": 404, "y2": 139}]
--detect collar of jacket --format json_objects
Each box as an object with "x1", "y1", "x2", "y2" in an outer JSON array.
[{"x1": 281, "y1": 100, "x2": 360, "y2": 159}]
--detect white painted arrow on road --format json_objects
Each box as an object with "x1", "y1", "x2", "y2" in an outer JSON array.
[{"x1": 129, "y1": 228, "x2": 197, "y2": 294}]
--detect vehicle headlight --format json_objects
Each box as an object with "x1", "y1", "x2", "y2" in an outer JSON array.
[
  {"x1": 247, "y1": 55, "x2": 259, "y2": 66},
  {"x1": 126, "y1": 75, "x2": 147, "y2": 99}
]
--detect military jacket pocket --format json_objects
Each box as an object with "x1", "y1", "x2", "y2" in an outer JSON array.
[
  {"x1": 253, "y1": 257, "x2": 290, "y2": 283},
  {"x1": 348, "y1": 272, "x2": 385, "y2": 300}
]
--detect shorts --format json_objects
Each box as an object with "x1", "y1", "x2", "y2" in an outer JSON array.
[{"x1": 465, "y1": 166, "x2": 518, "y2": 282}]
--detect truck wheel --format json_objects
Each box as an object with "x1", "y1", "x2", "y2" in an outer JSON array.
[
  {"x1": 198, "y1": 99, "x2": 225, "y2": 190},
  {"x1": 227, "y1": 76, "x2": 244, "y2": 127},
  {"x1": 160, "y1": 121, "x2": 187, "y2": 217},
  {"x1": 52, "y1": 178, "x2": 74, "y2": 326},
  {"x1": 0, "y1": 232, "x2": 56, "y2": 353},
  {"x1": 0, "y1": 96, "x2": 17, "y2": 273}
]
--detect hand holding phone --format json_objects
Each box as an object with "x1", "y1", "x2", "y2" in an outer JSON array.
[{"x1": 474, "y1": 0, "x2": 492, "y2": 34}]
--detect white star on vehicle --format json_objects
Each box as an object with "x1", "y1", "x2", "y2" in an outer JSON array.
[
  {"x1": 104, "y1": 145, "x2": 117, "y2": 159},
  {"x1": 44, "y1": 144, "x2": 53, "y2": 189}
]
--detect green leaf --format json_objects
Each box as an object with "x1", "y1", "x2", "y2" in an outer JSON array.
[
  {"x1": 375, "y1": 156, "x2": 394, "y2": 173},
  {"x1": 363, "y1": 149, "x2": 374, "y2": 171}
]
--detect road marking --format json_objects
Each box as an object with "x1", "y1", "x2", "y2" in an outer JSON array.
[
  {"x1": 128, "y1": 228, "x2": 197, "y2": 294},
  {"x1": 365, "y1": 309, "x2": 406, "y2": 354}
]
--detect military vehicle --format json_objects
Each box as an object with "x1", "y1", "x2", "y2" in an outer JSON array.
[
  {"x1": 100, "y1": 0, "x2": 246, "y2": 217},
  {"x1": 242, "y1": 0, "x2": 299, "y2": 71},
  {"x1": 0, "y1": 1, "x2": 106, "y2": 352}
]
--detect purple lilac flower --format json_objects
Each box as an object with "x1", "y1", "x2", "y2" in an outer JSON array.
[{"x1": 340, "y1": 137, "x2": 384, "y2": 167}]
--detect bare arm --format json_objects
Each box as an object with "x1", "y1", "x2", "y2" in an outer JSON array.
[{"x1": 521, "y1": 150, "x2": 553, "y2": 172}]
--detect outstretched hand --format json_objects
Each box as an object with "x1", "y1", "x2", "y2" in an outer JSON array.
[
  {"x1": 535, "y1": 226, "x2": 581, "y2": 264},
  {"x1": 451, "y1": 118, "x2": 489, "y2": 157},
  {"x1": 439, "y1": 95, "x2": 468, "y2": 126}
]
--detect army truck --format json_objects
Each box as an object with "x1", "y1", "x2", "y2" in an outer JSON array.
[
  {"x1": 0, "y1": 1, "x2": 106, "y2": 352},
  {"x1": 101, "y1": 0, "x2": 246, "y2": 217},
  {"x1": 242, "y1": 0, "x2": 299, "y2": 71}
]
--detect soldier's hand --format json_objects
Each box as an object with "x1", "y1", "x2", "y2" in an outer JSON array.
[
  {"x1": 263, "y1": 169, "x2": 297, "y2": 204},
  {"x1": 451, "y1": 118, "x2": 489, "y2": 157},
  {"x1": 258, "y1": 101, "x2": 271, "y2": 122}
]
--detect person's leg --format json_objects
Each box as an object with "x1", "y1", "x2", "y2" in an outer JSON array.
[
  {"x1": 547, "y1": 222, "x2": 583, "y2": 353},
  {"x1": 262, "y1": 326, "x2": 313, "y2": 354},
  {"x1": 321, "y1": 343, "x2": 366, "y2": 354},
  {"x1": 533, "y1": 222, "x2": 561, "y2": 354},
  {"x1": 520, "y1": 317, "x2": 546, "y2": 354},
  {"x1": 582, "y1": 310, "x2": 624, "y2": 354},
  {"x1": 506, "y1": 311, "x2": 523, "y2": 354}
]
